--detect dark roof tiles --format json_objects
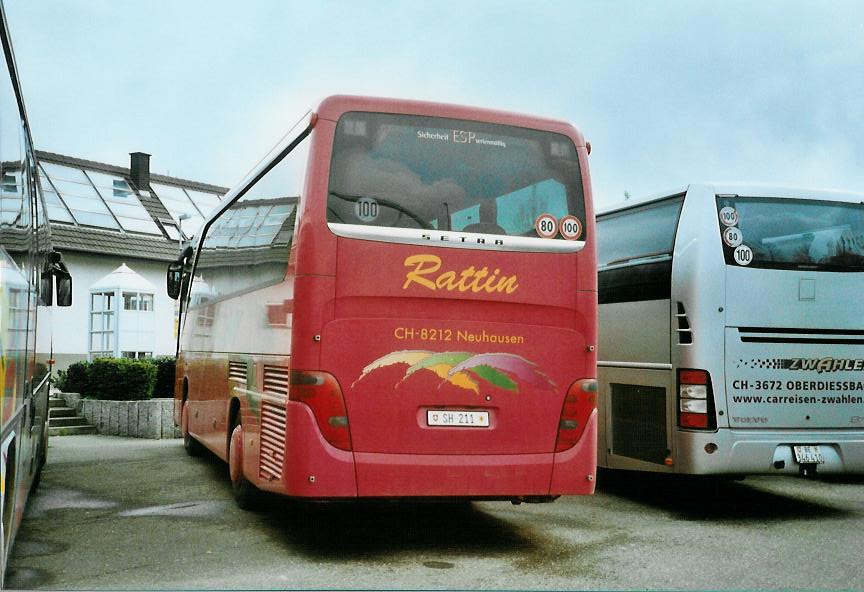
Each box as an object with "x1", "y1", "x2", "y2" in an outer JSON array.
[{"x1": 51, "y1": 225, "x2": 183, "y2": 262}]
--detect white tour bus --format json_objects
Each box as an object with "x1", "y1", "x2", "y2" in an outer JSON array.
[{"x1": 596, "y1": 183, "x2": 864, "y2": 476}]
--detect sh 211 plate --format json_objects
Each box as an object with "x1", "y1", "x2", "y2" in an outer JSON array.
[{"x1": 427, "y1": 410, "x2": 489, "y2": 428}]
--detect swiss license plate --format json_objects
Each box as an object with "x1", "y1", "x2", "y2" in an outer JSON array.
[
  {"x1": 793, "y1": 445, "x2": 825, "y2": 464},
  {"x1": 427, "y1": 409, "x2": 489, "y2": 428}
]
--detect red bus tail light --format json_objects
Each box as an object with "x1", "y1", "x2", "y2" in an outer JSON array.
[
  {"x1": 677, "y1": 369, "x2": 716, "y2": 431},
  {"x1": 289, "y1": 370, "x2": 352, "y2": 451},
  {"x1": 555, "y1": 379, "x2": 597, "y2": 452}
]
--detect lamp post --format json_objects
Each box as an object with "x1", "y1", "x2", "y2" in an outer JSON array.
[{"x1": 178, "y1": 213, "x2": 191, "y2": 250}]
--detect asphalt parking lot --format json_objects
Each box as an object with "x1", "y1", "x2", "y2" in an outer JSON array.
[{"x1": 7, "y1": 435, "x2": 864, "y2": 590}]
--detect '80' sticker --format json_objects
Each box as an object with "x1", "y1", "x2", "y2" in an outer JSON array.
[{"x1": 535, "y1": 214, "x2": 559, "y2": 238}]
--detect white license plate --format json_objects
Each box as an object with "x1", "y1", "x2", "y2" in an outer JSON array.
[
  {"x1": 793, "y1": 445, "x2": 825, "y2": 464},
  {"x1": 427, "y1": 409, "x2": 489, "y2": 428}
]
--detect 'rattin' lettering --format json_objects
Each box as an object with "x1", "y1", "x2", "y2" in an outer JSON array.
[{"x1": 402, "y1": 254, "x2": 519, "y2": 294}]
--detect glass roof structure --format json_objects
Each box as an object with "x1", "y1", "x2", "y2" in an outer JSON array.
[
  {"x1": 35, "y1": 158, "x2": 223, "y2": 239},
  {"x1": 41, "y1": 162, "x2": 120, "y2": 230},
  {"x1": 203, "y1": 199, "x2": 295, "y2": 249},
  {"x1": 150, "y1": 182, "x2": 207, "y2": 238},
  {"x1": 87, "y1": 169, "x2": 161, "y2": 234}
]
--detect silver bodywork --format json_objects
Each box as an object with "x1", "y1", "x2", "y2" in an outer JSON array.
[{"x1": 597, "y1": 183, "x2": 864, "y2": 475}]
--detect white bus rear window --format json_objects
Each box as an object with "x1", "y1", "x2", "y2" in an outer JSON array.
[{"x1": 716, "y1": 196, "x2": 864, "y2": 271}]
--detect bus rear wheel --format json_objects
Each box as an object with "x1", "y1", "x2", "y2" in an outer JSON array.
[
  {"x1": 229, "y1": 420, "x2": 256, "y2": 510},
  {"x1": 181, "y1": 401, "x2": 202, "y2": 456}
]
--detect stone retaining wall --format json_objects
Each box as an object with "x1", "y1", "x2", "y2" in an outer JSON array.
[{"x1": 60, "y1": 392, "x2": 180, "y2": 439}]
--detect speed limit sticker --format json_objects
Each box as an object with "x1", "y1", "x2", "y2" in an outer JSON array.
[
  {"x1": 355, "y1": 197, "x2": 379, "y2": 222},
  {"x1": 559, "y1": 215, "x2": 583, "y2": 240},
  {"x1": 723, "y1": 226, "x2": 743, "y2": 248},
  {"x1": 733, "y1": 245, "x2": 753, "y2": 266},
  {"x1": 535, "y1": 213, "x2": 559, "y2": 238},
  {"x1": 719, "y1": 206, "x2": 739, "y2": 227}
]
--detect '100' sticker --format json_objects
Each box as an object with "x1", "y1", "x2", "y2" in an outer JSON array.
[
  {"x1": 559, "y1": 216, "x2": 583, "y2": 240},
  {"x1": 733, "y1": 245, "x2": 753, "y2": 266},
  {"x1": 719, "y1": 206, "x2": 739, "y2": 226}
]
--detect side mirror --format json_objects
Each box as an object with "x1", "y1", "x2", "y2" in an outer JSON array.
[
  {"x1": 55, "y1": 265, "x2": 72, "y2": 307},
  {"x1": 167, "y1": 262, "x2": 183, "y2": 300},
  {"x1": 40, "y1": 251, "x2": 73, "y2": 307},
  {"x1": 167, "y1": 245, "x2": 194, "y2": 300},
  {"x1": 39, "y1": 265, "x2": 53, "y2": 306}
]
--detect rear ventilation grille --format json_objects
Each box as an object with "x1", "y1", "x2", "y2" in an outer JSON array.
[
  {"x1": 259, "y1": 401, "x2": 286, "y2": 482},
  {"x1": 263, "y1": 366, "x2": 289, "y2": 396},
  {"x1": 228, "y1": 361, "x2": 247, "y2": 383},
  {"x1": 675, "y1": 302, "x2": 692, "y2": 344},
  {"x1": 611, "y1": 383, "x2": 667, "y2": 465}
]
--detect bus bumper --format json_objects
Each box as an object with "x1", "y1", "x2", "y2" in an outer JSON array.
[
  {"x1": 550, "y1": 409, "x2": 597, "y2": 495},
  {"x1": 278, "y1": 402, "x2": 597, "y2": 498},
  {"x1": 277, "y1": 402, "x2": 358, "y2": 498},
  {"x1": 675, "y1": 428, "x2": 864, "y2": 475}
]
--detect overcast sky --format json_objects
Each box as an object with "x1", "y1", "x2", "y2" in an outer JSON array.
[{"x1": 6, "y1": 1, "x2": 864, "y2": 209}]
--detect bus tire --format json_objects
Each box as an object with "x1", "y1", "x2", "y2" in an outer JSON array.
[
  {"x1": 181, "y1": 401, "x2": 202, "y2": 457},
  {"x1": 229, "y1": 420, "x2": 255, "y2": 510}
]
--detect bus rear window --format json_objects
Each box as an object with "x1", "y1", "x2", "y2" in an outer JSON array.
[
  {"x1": 716, "y1": 196, "x2": 864, "y2": 272},
  {"x1": 327, "y1": 112, "x2": 586, "y2": 241}
]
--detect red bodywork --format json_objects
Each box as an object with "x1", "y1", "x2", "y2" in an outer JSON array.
[{"x1": 176, "y1": 96, "x2": 597, "y2": 500}]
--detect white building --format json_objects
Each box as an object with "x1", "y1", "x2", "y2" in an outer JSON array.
[{"x1": 34, "y1": 150, "x2": 227, "y2": 369}]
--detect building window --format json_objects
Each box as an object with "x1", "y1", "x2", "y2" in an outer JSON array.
[
  {"x1": 121, "y1": 351, "x2": 152, "y2": 359},
  {"x1": 89, "y1": 291, "x2": 115, "y2": 358},
  {"x1": 1, "y1": 172, "x2": 17, "y2": 193},
  {"x1": 113, "y1": 179, "x2": 132, "y2": 199},
  {"x1": 123, "y1": 291, "x2": 153, "y2": 311}
]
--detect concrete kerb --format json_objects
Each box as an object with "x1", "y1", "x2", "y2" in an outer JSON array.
[
  {"x1": 54, "y1": 392, "x2": 178, "y2": 439},
  {"x1": 60, "y1": 391, "x2": 82, "y2": 412},
  {"x1": 145, "y1": 401, "x2": 162, "y2": 439}
]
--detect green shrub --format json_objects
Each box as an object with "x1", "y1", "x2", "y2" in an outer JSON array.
[
  {"x1": 59, "y1": 361, "x2": 90, "y2": 395},
  {"x1": 52, "y1": 369, "x2": 66, "y2": 390},
  {"x1": 87, "y1": 358, "x2": 157, "y2": 401},
  {"x1": 147, "y1": 356, "x2": 177, "y2": 398}
]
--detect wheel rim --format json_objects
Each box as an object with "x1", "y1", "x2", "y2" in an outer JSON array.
[{"x1": 229, "y1": 424, "x2": 244, "y2": 484}]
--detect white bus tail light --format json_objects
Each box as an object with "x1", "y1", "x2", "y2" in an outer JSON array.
[
  {"x1": 677, "y1": 369, "x2": 716, "y2": 431},
  {"x1": 289, "y1": 370, "x2": 353, "y2": 451},
  {"x1": 555, "y1": 379, "x2": 597, "y2": 452}
]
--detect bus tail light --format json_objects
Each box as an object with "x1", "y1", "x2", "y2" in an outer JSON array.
[
  {"x1": 555, "y1": 379, "x2": 597, "y2": 452},
  {"x1": 289, "y1": 370, "x2": 352, "y2": 451},
  {"x1": 678, "y1": 369, "x2": 716, "y2": 431}
]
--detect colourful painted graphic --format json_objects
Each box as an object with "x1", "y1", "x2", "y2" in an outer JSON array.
[{"x1": 352, "y1": 350, "x2": 555, "y2": 395}]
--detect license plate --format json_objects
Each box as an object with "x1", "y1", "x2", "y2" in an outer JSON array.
[
  {"x1": 793, "y1": 445, "x2": 825, "y2": 464},
  {"x1": 427, "y1": 409, "x2": 489, "y2": 428}
]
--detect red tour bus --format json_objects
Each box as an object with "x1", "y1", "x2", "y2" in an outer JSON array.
[{"x1": 168, "y1": 95, "x2": 597, "y2": 506}]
